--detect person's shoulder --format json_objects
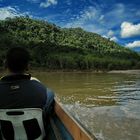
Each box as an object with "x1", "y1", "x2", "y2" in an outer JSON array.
[
  {"x1": 31, "y1": 77, "x2": 40, "y2": 82},
  {"x1": 30, "y1": 77, "x2": 46, "y2": 88}
]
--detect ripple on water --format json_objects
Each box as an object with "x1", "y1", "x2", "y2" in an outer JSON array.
[{"x1": 63, "y1": 103, "x2": 140, "y2": 140}]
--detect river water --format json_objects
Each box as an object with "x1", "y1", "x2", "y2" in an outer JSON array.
[
  {"x1": 2, "y1": 71, "x2": 140, "y2": 140},
  {"x1": 31, "y1": 71, "x2": 140, "y2": 140},
  {"x1": 30, "y1": 72, "x2": 140, "y2": 140}
]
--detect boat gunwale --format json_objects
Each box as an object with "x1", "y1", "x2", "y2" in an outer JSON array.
[{"x1": 54, "y1": 99, "x2": 97, "y2": 140}]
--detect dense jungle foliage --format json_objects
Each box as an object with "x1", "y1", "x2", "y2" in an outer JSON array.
[{"x1": 0, "y1": 17, "x2": 140, "y2": 70}]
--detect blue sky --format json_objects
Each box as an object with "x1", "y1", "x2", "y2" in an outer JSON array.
[{"x1": 0, "y1": 0, "x2": 140, "y2": 51}]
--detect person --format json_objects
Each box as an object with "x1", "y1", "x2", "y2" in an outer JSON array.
[{"x1": 0, "y1": 47, "x2": 54, "y2": 114}]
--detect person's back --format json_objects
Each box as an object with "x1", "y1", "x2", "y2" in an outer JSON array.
[
  {"x1": 0, "y1": 45, "x2": 54, "y2": 140},
  {"x1": 0, "y1": 74, "x2": 47, "y2": 109},
  {"x1": 0, "y1": 47, "x2": 54, "y2": 111}
]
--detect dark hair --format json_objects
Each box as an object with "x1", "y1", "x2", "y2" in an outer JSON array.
[{"x1": 6, "y1": 47, "x2": 30, "y2": 73}]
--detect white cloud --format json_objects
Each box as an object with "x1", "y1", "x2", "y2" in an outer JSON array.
[
  {"x1": 110, "y1": 36, "x2": 118, "y2": 42},
  {"x1": 107, "y1": 30, "x2": 114, "y2": 37},
  {"x1": 61, "y1": 2, "x2": 139, "y2": 41},
  {"x1": 82, "y1": 8, "x2": 97, "y2": 20},
  {"x1": 99, "y1": 15, "x2": 104, "y2": 21},
  {"x1": 126, "y1": 41, "x2": 140, "y2": 48},
  {"x1": 102, "y1": 35, "x2": 108, "y2": 38},
  {"x1": 63, "y1": 3, "x2": 127, "y2": 36},
  {"x1": 0, "y1": 6, "x2": 20, "y2": 20},
  {"x1": 100, "y1": 3, "x2": 140, "y2": 33},
  {"x1": 40, "y1": 0, "x2": 58, "y2": 8},
  {"x1": 103, "y1": 30, "x2": 118, "y2": 42},
  {"x1": 64, "y1": 6, "x2": 107, "y2": 34},
  {"x1": 0, "y1": 6, "x2": 33, "y2": 20},
  {"x1": 121, "y1": 22, "x2": 140, "y2": 38}
]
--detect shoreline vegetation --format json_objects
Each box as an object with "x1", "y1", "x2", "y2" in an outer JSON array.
[
  {"x1": 30, "y1": 68, "x2": 140, "y2": 74},
  {"x1": 0, "y1": 66, "x2": 140, "y2": 74},
  {"x1": 0, "y1": 17, "x2": 140, "y2": 71}
]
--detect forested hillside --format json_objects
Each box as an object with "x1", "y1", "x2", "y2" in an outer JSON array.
[{"x1": 0, "y1": 17, "x2": 140, "y2": 70}]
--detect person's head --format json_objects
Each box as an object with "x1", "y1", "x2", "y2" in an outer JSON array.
[{"x1": 5, "y1": 47, "x2": 30, "y2": 73}]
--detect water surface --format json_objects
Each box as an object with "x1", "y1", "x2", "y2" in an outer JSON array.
[
  {"x1": 31, "y1": 71, "x2": 140, "y2": 140},
  {"x1": 2, "y1": 71, "x2": 140, "y2": 140}
]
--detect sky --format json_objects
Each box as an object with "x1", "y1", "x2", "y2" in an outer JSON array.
[{"x1": 0, "y1": 0, "x2": 140, "y2": 51}]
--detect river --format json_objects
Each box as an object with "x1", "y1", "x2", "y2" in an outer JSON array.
[
  {"x1": 2, "y1": 71, "x2": 140, "y2": 140},
  {"x1": 31, "y1": 71, "x2": 140, "y2": 140}
]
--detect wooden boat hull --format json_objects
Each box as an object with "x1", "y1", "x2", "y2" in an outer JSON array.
[{"x1": 47, "y1": 100, "x2": 96, "y2": 140}]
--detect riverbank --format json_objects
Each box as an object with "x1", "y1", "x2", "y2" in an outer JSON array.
[
  {"x1": 30, "y1": 68, "x2": 140, "y2": 74},
  {"x1": 108, "y1": 70, "x2": 140, "y2": 74},
  {"x1": 1, "y1": 67, "x2": 140, "y2": 74}
]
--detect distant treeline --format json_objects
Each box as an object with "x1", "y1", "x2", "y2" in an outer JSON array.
[{"x1": 0, "y1": 16, "x2": 140, "y2": 70}]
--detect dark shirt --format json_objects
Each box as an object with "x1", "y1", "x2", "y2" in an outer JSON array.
[{"x1": 0, "y1": 74, "x2": 47, "y2": 109}]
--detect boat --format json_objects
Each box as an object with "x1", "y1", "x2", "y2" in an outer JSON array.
[
  {"x1": 0, "y1": 100, "x2": 96, "y2": 140},
  {"x1": 47, "y1": 100, "x2": 97, "y2": 140}
]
